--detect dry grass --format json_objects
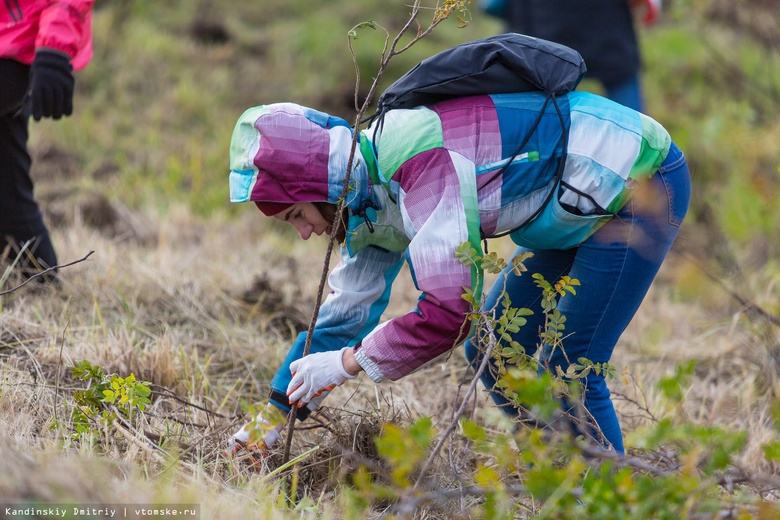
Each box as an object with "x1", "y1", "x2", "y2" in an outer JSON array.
[
  {"x1": 2, "y1": 197, "x2": 779, "y2": 516},
  {"x1": 0, "y1": 201, "x2": 490, "y2": 516},
  {"x1": 1, "y1": 0, "x2": 777, "y2": 515}
]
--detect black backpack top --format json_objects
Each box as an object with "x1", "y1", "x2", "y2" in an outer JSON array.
[
  {"x1": 374, "y1": 32, "x2": 587, "y2": 115},
  {"x1": 364, "y1": 33, "x2": 588, "y2": 237}
]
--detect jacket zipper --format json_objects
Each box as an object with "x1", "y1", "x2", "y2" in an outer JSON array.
[
  {"x1": 475, "y1": 151, "x2": 539, "y2": 175},
  {"x1": 4, "y1": 0, "x2": 22, "y2": 23}
]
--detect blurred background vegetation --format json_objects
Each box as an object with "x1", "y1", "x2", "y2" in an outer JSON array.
[
  {"x1": 6, "y1": 0, "x2": 780, "y2": 515},
  {"x1": 31, "y1": 0, "x2": 780, "y2": 296}
]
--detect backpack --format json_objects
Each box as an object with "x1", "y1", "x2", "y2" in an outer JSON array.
[
  {"x1": 366, "y1": 33, "x2": 588, "y2": 236},
  {"x1": 374, "y1": 32, "x2": 586, "y2": 114}
]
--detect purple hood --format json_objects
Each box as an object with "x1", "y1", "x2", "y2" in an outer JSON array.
[{"x1": 229, "y1": 103, "x2": 371, "y2": 214}]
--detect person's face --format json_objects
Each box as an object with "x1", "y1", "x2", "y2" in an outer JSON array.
[{"x1": 273, "y1": 202, "x2": 332, "y2": 240}]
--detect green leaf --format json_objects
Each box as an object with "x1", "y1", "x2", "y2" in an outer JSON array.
[
  {"x1": 455, "y1": 241, "x2": 480, "y2": 265},
  {"x1": 506, "y1": 322, "x2": 520, "y2": 332},
  {"x1": 510, "y1": 251, "x2": 534, "y2": 276},
  {"x1": 348, "y1": 20, "x2": 378, "y2": 39},
  {"x1": 474, "y1": 464, "x2": 501, "y2": 487},
  {"x1": 658, "y1": 360, "x2": 696, "y2": 402},
  {"x1": 480, "y1": 251, "x2": 508, "y2": 274},
  {"x1": 763, "y1": 441, "x2": 780, "y2": 461},
  {"x1": 461, "y1": 419, "x2": 487, "y2": 443},
  {"x1": 409, "y1": 416, "x2": 434, "y2": 447}
]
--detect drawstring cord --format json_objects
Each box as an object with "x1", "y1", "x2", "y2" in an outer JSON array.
[
  {"x1": 354, "y1": 198, "x2": 377, "y2": 233},
  {"x1": 5, "y1": 0, "x2": 22, "y2": 22}
]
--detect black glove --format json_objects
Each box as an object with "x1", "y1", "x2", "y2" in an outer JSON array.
[{"x1": 29, "y1": 50, "x2": 74, "y2": 121}]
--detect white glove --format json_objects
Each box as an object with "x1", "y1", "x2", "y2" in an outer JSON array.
[
  {"x1": 226, "y1": 413, "x2": 281, "y2": 456},
  {"x1": 287, "y1": 347, "x2": 357, "y2": 405}
]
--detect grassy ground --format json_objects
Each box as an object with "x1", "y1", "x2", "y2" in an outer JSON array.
[{"x1": 2, "y1": 0, "x2": 780, "y2": 517}]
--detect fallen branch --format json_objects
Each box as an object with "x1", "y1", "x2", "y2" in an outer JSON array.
[
  {"x1": 150, "y1": 384, "x2": 233, "y2": 419},
  {"x1": 385, "y1": 483, "x2": 533, "y2": 518},
  {"x1": 0, "y1": 250, "x2": 94, "y2": 296}
]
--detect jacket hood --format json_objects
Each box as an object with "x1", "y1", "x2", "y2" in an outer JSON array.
[{"x1": 229, "y1": 103, "x2": 371, "y2": 214}]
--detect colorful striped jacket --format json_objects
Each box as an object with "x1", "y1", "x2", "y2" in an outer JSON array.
[{"x1": 229, "y1": 92, "x2": 671, "y2": 383}]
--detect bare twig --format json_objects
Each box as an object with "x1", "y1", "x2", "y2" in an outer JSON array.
[
  {"x1": 611, "y1": 373, "x2": 659, "y2": 425},
  {"x1": 150, "y1": 385, "x2": 233, "y2": 419},
  {"x1": 53, "y1": 310, "x2": 72, "y2": 426},
  {"x1": 0, "y1": 250, "x2": 95, "y2": 296},
  {"x1": 385, "y1": 483, "x2": 534, "y2": 518},
  {"x1": 415, "y1": 316, "x2": 497, "y2": 488},
  {"x1": 111, "y1": 407, "x2": 170, "y2": 462},
  {"x1": 282, "y1": 0, "x2": 464, "y2": 466},
  {"x1": 578, "y1": 443, "x2": 674, "y2": 477}
]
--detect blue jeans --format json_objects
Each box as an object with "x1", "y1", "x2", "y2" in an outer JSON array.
[
  {"x1": 464, "y1": 143, "x2": 690, "y2": 454},
  {"x1": 604, "y1": 72, "x2": 644, "y2": 113}
]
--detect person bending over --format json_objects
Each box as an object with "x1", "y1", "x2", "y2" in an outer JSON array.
[{"x1": 226, "y1": 90, "x2": 690, "y2": 457}]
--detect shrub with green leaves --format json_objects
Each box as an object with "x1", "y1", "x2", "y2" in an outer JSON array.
[
  {"x1": 329, "y1": 242, "x2": 780, "y2": 518},
  {"x1": 61, "y1": 360, "x2": 152, "y2": 442}
]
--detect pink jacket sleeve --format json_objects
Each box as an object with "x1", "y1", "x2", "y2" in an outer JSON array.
[
  {"x1": 36, "y1": 0, "x2": 94, "y2": 69},
  {"x1": 354, "y1": 148, "x2": 483, "y2": 382}
]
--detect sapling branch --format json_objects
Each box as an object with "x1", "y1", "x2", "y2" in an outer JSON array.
[
  {"x1": 414, "y1": 314, "x2": 498, "y2": 488},
  {"x1": 281, "y1": 0, "x2": 466, "y2": 467}
]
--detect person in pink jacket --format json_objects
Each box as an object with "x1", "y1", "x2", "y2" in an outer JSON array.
[{"x1": 0, "y1": 0, "x2": 94, "y2": 280}]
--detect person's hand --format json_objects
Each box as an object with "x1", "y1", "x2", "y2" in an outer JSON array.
[
  {"x1": 287, "y1": 348, "x2": 358, "y2": 406},
  {"x1": 29, "y1": 50, "x2": 74, "y2": 121}
]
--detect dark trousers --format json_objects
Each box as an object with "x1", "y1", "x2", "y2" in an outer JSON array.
[{"x1": 0, "y1": 58, "x2": 58, "y2": 274}]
